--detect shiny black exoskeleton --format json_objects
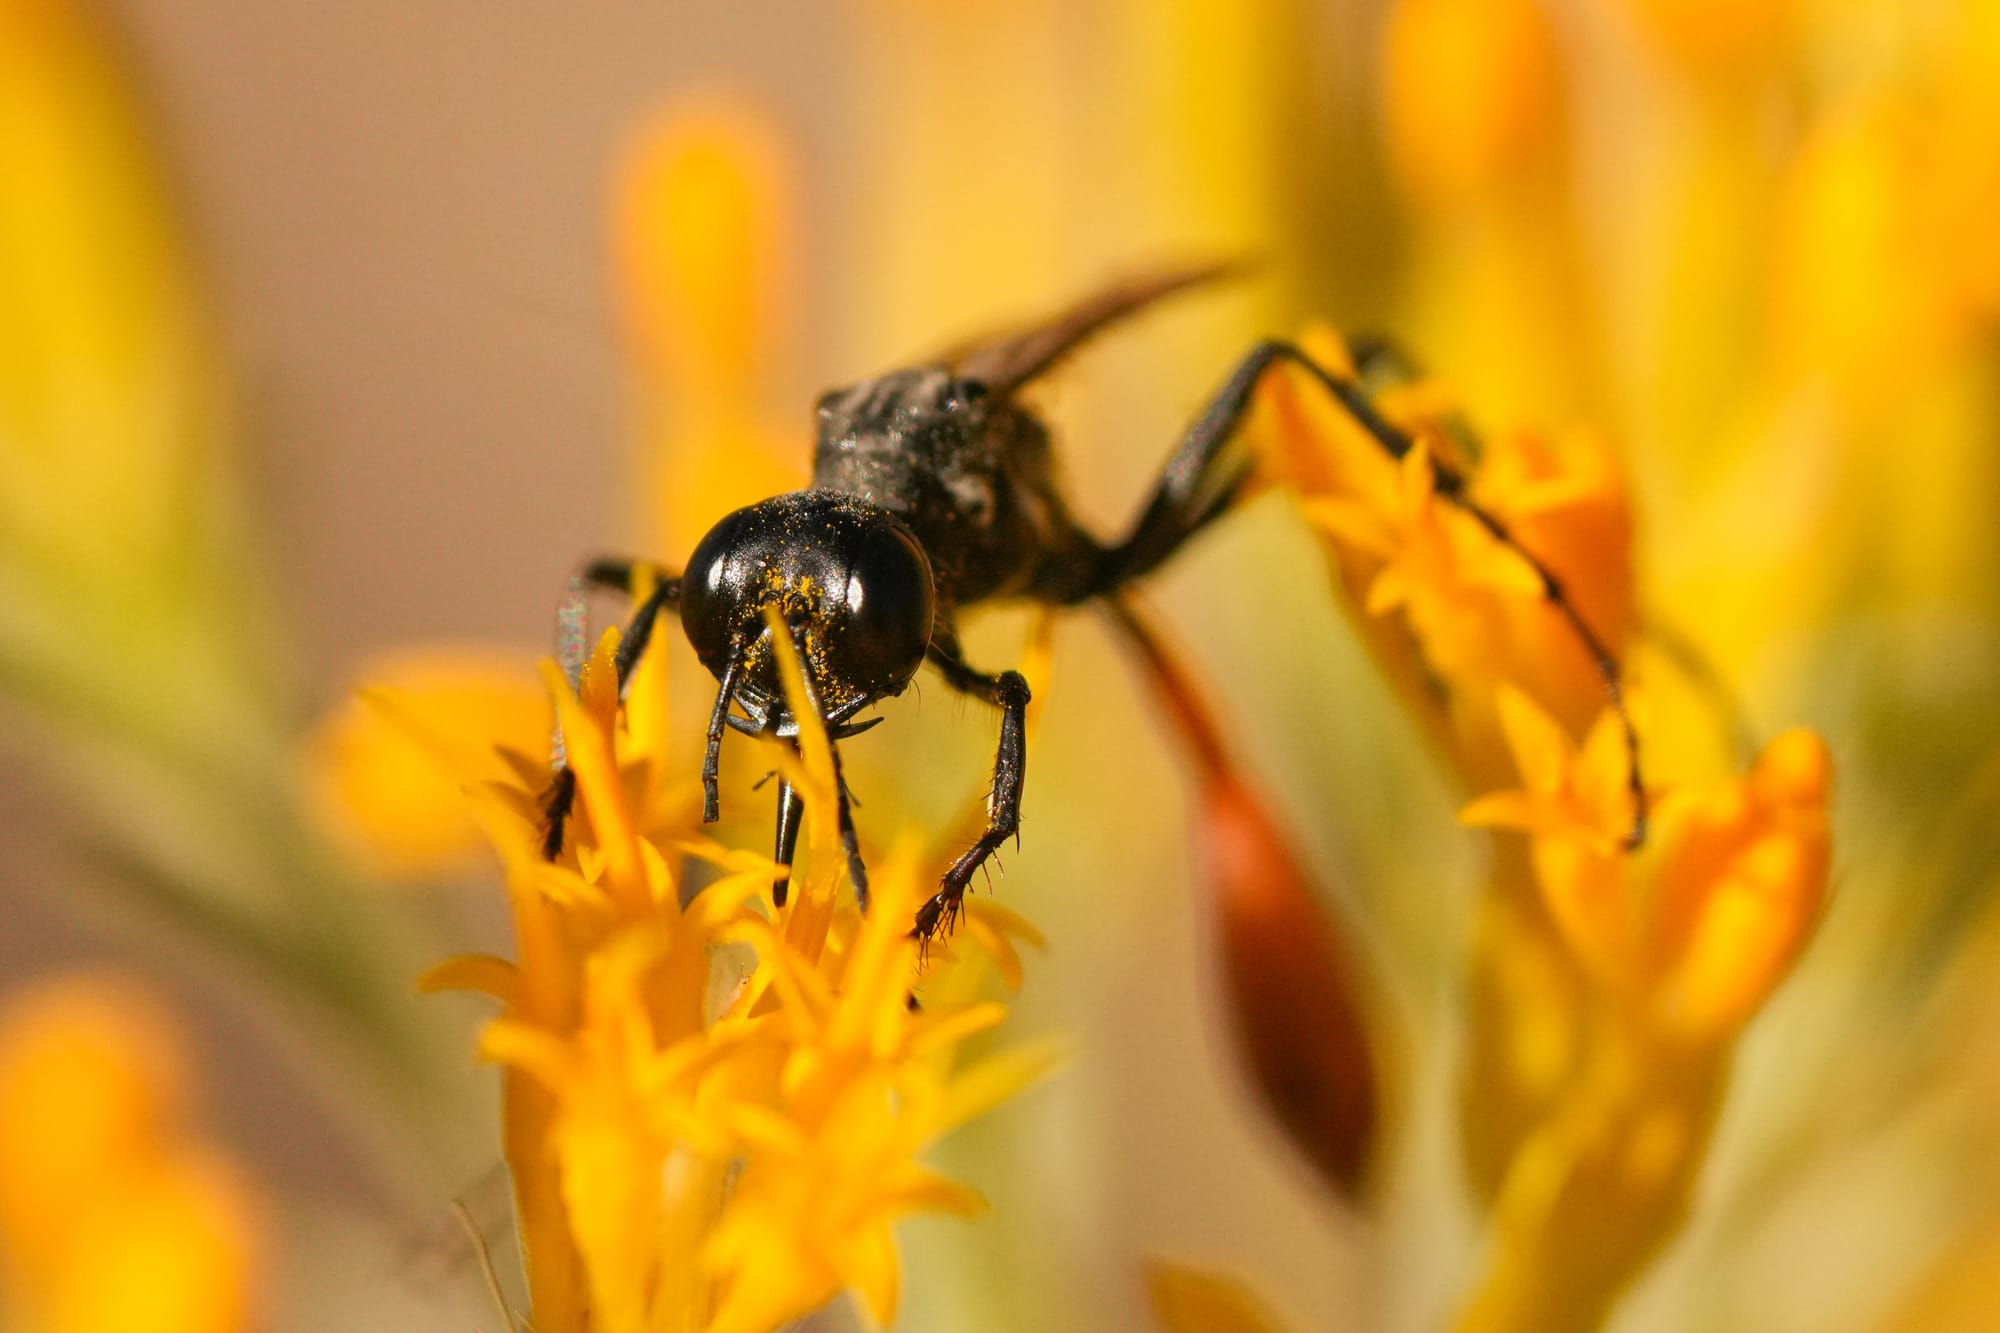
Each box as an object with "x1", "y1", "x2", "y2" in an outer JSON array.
[{"x1": 542, "y1": 266, "x2": 1644, "y2": 939}]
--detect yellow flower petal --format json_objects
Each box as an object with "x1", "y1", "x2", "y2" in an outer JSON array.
[
  {"x1": 478, "y1": 1021, "x2": 576, "y2": 1089},
  {"x1": 1382, "y1": 0, "x2": 1566, "y2": 205},
  {"x1": 541, "y1": 653, "x2": 647, "y2": 904},
  {"x1": 1650, "y1": 728, "x2": 1833, "y2": 1038},
  {"x1": 1459, "y1": 790, "x2": 1543, "y2": 832},
  {"x1": 415, "y1": 953, "x2": 523, "y2": 1007},
  {"x1": 1146, "y1": 1262, "x2": 1290, "y2": 1333},
  {"x1": 843, "y1": 1224, "x2": 903, "y2": 1326},
  {"x1": 933, "y1": 1036, "x2": 1068, "y2": 1136},
  {"x1": 307, "y1": 649, "x2": 547, "y2": 881},
  {"x1": 1492, "y1": 685, "x2": 1578, "y2": 796},
  {"x1": 553, "y1": 1111, "x2": 660, "y2": 1333}
]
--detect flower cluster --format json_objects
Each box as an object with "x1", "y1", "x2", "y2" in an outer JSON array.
[
  {"x1": 380, "y1": 615, "x2": 1053, "y2": 1333},
  {"x1": 0, "y1": 976, "x2": 259, "y2": 1333},
  {"x1": 1254, "y1": 331, "x2": 1835, "y2": 1329}
]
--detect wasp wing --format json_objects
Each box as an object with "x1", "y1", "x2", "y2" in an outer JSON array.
[{"x1": 948, "y1": 261, "x2": 1244, "y2": 395}]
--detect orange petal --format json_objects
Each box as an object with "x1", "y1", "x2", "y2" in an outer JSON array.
[
  {"x1": 308, "y1": 649, "x2": 546, "y2": 881},
  {"x1": 1382, "y1": 0, "x2": 1567, "y2": 205},
  {"x1": 416, "y1": 953, "x2": 523, "y2": 1008},
  {"x1": 1147, "y1": 1261, "x2": 1290, "y2": 1333}
]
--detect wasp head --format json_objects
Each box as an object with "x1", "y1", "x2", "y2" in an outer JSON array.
[{"x1": 680, "y1": 491, "x2": 936, "y2": 724}]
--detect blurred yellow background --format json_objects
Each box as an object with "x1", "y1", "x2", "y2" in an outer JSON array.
[{"x1": 3, "y1": 0, "x2": 1997, "y2": 1329}]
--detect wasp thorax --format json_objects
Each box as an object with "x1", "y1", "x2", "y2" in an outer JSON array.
[{"x1": 680, "y1": 491, "x2": 936, "y2": 711}]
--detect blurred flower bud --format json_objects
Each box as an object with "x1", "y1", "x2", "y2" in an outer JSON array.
[
  {"x1": 1648, "y1": 726, "x2": 1833, "y2": 1040},
  {"x1": 1772, "y1": 105, "x2": 1940, "y2": 397},
  {"x1": 0, "y1": 975, "x2": 259, "y2": 1333},
  {"x1": 1109, "y1": 598, "x2": 1382, "y2": 1200},
  {"x1": 613, "y1": 94, "x2": 790, "y2": 401},
  {"x1": 1623, "y1": 0, "x2": 1793, "y2": 79},
  {"x1": 1198, "y1": 770, "x2": 1380, "y2": 1199},
  {"x1": 613, "y1": 96, "x2": 804, "y2": 553},
  {"x1": 1381, "y1": 0, "x2": 1567, "y2": 206}
]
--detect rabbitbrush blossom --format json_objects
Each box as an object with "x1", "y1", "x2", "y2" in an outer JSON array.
[
  {"x1": 0, "y1": 976, "x2": 260, "y2": 1333},
  {"x1": 379, "y1": 615, "x2": 1057, "y2": 1333}
]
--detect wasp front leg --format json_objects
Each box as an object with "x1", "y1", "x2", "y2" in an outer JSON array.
[
  {"x1": 916, "y1": 636, "x2": 1031, "y2": 940},
  {"x1": 542, "y1": 556, "x2": 683, "y2": 859}
]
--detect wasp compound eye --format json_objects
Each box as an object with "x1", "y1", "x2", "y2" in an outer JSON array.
[
  {"x1": 680, "y1": 500, "x2": 772, "y2": 678},
  {"x1": 827, "y1": 519, "x2": 934, "y2": 696}
]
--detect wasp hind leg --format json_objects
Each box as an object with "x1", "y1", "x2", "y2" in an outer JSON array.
[
  {"x1": 541, "y1": 557, "x2": 684, "y2": 859},
  {"x1": 1082, "y1": 340, "x2": 1425, "y2": 594},
  {"x1": 915, "y1": 634, "x2": 1031, "y2": 941},
  {"x1": 1085, "y1": 338, "x2": 1648, "y2": 847}
]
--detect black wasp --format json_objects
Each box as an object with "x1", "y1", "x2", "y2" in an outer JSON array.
[{"x1": 541, "y1": 266, "x2": 1642, "y2": 940}]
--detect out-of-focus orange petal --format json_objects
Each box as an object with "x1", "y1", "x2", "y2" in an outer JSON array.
[
  {"x1": 613, "y1": 96, "x2": 791, "y2": 407},
  {"x1": 1649, "y1": 728, "x2": 1832, "y2": 1038},
  {"x1": 1147, "y1": 1261, "x2": 1291, "y2": 1333},
  {"x1": 1460, "y1": 1030, "x2": 1724, "y2": 1332},
  {"x1": 0, "y1": 976, "x2": 258, "y2": 1333},
  {"x1": 416, "y1": 953, "x2": 524, "y2": 1008},
  {"x1": 0, "y1": 976, "x2": 184, "y2": 1266},
  {"x1": 0, "y1": 0, "x2": 220, "y2": 579},
  {"x1": 614, "y1": 98, "x2": 805, "y2": 555},
  {"x1": 1772, "y1": 104, "x2": 1940, "y2": 395},
  {"x1": 44, "y1": 1149, "x2": 256, "y2": 1333},
  {"x1": 1623, "y1": 0, "x2": 1793, "y2": 78},
  {"x1": 306, "y1": 647, "x2": 547, "y2": 881},
  {"x1": 1382, "y1": 0, "x2": 1566, "y2": 205}
]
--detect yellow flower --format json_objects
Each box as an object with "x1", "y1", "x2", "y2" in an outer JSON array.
[
  {"x1": 706, "y1": 833, "x2": 1055, "y2": 1333},
  {"x1": 400, "y1": 621, "x2": 1054, "y2": 1333},
  {"x1": 1459, "y1": 691, "x2": 1643, "y2": 987},
  {"x1": 1253, "y1": 313, "x2": 1844, "y2": 1329},
  {"x1": 1465, "y1": 687, "x2": 1834, "y2": 1041},
  {"x1": 1262, "y1": 326, "x2": 1634, "y2": 787},
  {"x1": 1643, "y1": 725, "x2": 1833, "y2": 1039},
  {"x1": 0, "y1": 974, "x2": 259, "y2": 1333},
  {"x1": 1448, "y1": 685, "x2": 1832, "y2": 1327}
]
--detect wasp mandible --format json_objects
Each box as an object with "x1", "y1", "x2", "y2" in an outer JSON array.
[{"x1": 542, "y1": 267, "x2": 1643, "y2": 939}]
